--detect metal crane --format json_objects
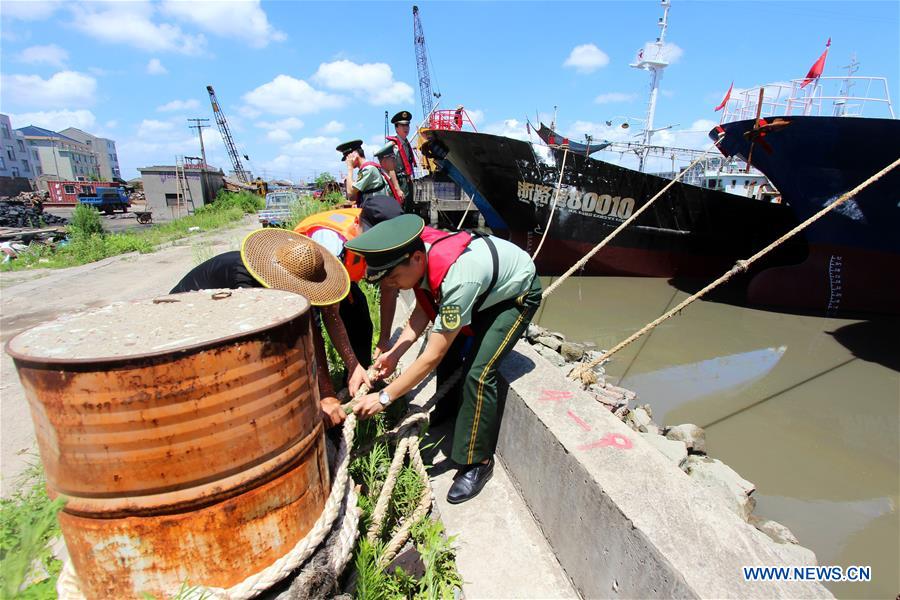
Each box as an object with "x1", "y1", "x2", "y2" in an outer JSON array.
[
  {"x1": 413, "y1": 6, "x2": 438, "y2": 120},
  {"x1": 206, "y1": 85, "x2": 250, "y2": 183}
]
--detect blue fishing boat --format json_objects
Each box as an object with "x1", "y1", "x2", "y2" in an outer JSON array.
[{"x1": 712, "y1": 71, "x2": 899, "y2": 314}]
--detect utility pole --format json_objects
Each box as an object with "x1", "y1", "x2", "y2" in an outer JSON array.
[
  {"x1": 187, "y1": 118, "x2": 210, "y2": 166},
  {"x1": 188, "y1": 118, "x2": 211, "y2": 203}
]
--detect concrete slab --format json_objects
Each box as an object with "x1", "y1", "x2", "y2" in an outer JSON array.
[
  {"x1": 496, "y1": 342, "x2": 832, "y2": 599},
  {"x1": 392, "y1": 294, "x2": 577, "y2": 599}
]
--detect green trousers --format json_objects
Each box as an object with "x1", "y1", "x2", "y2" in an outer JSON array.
[{"x1": 435, "y1": 275, "x2": 542, "y2": 465}]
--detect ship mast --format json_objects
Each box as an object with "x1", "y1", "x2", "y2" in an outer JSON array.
[
  {"x1": 630, "y1": 0, "x2": 672, "y2": 172},
  {"x1": 834, "y1": 53, "x2": 859, "y2": 116}
]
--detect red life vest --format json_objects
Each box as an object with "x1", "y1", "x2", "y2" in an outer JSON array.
[
  {"x1": 385, "y1": 135, "x2": 414, "y2": 179},
  {"x1": 359, "y1": 161, "x2": 403, "y2": 205},
  {"x1": 413, "y1": 227, "x2": 477, "y2": 336}
]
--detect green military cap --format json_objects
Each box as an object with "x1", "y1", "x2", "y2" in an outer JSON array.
[
  {"x1": 344, "y1": 214, "x2": 425, "y2": 282},
  {"x1": 391, "y1": 111, "x2": 412, "y2": 125},
  {"x1": 336, "y1": 139, "x2": 363, "y2": 161},
  {"x1": 374, "y1": 143, "x2": 396, "y2": 159}
]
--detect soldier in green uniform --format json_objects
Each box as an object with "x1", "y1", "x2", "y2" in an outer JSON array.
[
  {"x1": 336, "y1": 139, "x2": 402, "y2": 206},
  {"x1": 386, "y1": 111, "x2": 417, "y2": 212},
  {"x1": 346, "y1": 215, "x2": 542, "y2": 504}
]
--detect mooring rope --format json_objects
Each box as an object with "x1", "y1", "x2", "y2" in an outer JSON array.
[
  {"x1": 569, "y1": 155, "x2": 900, "y2": 382},
  {"x1": 541, "y1": 134, "x2": 725, "y2": 299},
  {"x1": 531, "y1": 145, "x2": 571, "y2": 260}
]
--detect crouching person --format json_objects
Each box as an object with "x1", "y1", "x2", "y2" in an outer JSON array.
[
  {"x1": 169, "y1": 229, "x2": 371, "y2": 428},
  {"x1": 345, "y1": 215, "x2": 542, "y2": 504}
]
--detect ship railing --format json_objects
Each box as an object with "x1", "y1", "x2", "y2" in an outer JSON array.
[{"x1": 720, "y1": 76, "x2": 894, "y2": 122}]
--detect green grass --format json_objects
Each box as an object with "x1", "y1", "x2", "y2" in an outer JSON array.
[
  {"x1": 347, "y1": 395, "x2": 461, "y2": 599},
  {"x1": 0, "y1": 462, "x2": 65, "y2": 599},
  {"x1": 2, "y1": 191, "x2": 258, "y2": 272}
]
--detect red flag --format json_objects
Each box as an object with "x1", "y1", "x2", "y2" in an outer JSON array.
[
  {"x1": 800, "y1": 38, "x2": 831, "y2": 88},
  {"x1": 714, "y1": 81, "x2": 734, "y2": 111}
]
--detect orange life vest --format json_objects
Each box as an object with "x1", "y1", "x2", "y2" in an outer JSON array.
[{"x1": 294, "y1": 208, "x2": 366, "y2": 282}]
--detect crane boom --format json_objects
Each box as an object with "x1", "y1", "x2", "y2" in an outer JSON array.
[
  {"x1": 412, "y1": 6, "x2": 434, "y2": 118},
  {"x1": 206, "y1": 85, "x2": 250, "y2": 183}
]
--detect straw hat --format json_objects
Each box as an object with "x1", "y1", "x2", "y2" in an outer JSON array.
[{"x1": 240, "y1": 229, "x2": 350, "y2": 306}]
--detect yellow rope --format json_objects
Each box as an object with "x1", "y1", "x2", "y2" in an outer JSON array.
[
  {"x1": 542, "y1": 134, "x2": 725, "y2": 299},
  {"x1": 571, "y1": 154, "x2": 900, "y2": 381}
]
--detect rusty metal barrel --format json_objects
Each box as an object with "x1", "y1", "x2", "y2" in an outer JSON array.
[{"x1": 6, "y1": 288, "x2": 329, "y2": 598}]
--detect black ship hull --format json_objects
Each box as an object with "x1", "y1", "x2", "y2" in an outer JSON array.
[{"x1": 425, "y1": 130, "x2": 804, "y2": 281}]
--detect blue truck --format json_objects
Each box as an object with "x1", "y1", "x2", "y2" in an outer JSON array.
[{"x1": 77, "y1": 187, "x2": 131, "y2": 214}]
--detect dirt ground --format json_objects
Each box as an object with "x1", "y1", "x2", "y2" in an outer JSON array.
[
  {"x1": 43, "y1": 206, "x2": 148, "y2": 235},
  {"x1": 0, "y1": 217, "x2": 259, "y2": 496}
]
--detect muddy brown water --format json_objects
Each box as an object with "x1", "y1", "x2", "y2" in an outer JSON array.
[{"x1": 535, "y1": 276, "x2": 899, "y2": 599}]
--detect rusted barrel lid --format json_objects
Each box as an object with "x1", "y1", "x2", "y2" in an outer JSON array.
[{"x1": 7, "y1": 288, "x2": 311, "y2": 364}]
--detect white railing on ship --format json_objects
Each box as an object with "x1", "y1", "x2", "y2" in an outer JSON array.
[{"x1": 720, "y1": 76, "x2": 894, "y2": 122}]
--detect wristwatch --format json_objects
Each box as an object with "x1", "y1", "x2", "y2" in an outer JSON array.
[{"x1": 378, "y1": 390, "x2": 391, "y2": 407}]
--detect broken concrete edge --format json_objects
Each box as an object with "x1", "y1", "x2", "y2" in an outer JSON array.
[
  {"x1": 523, "y1": 324, "x2": 803, "y2": 545},
  {"x1": 496, "y1": 341, "x2": 832, "y2": 599}
]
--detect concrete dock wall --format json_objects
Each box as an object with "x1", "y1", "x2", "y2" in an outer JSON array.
[{"x1": 496, "y1": 341, "x2": 832, "y2": 599}]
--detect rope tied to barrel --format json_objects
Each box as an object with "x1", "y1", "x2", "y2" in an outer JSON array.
[{"x1": 568, "y1": 154, "x2": 900, "y2": 383}]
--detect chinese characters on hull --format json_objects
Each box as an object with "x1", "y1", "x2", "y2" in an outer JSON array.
[{"x1": 517, "y1": 180, "x2": 636, "y2": 221}]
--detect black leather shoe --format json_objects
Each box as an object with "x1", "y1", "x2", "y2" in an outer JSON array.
[{"x1": 447, "y1": 459, "x2": 494, "y2": 504}]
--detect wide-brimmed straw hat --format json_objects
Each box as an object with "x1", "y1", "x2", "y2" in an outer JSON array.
[{"x1": 241, "y1": 229, "x2": 350, "y2": 306}]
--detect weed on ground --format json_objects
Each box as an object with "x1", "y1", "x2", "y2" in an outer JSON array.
[
  {"x1": 2, "y1": 191, "x2": 258, "y2": 272},
  {"x1": 0, "y1": 462, "x2": 65, "y2": 599}
]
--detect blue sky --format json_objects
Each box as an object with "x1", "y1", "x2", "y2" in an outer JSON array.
[{"x1": 2, "y1": 0, "x2": 897, "y2": 181}]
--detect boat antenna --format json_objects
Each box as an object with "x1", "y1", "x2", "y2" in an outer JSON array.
[
  {"x1": 835, "y1": 53, "x2": 859, "y2": 116},
  {"x1": 630, "y1": 0, "x2": 672, "y2": 172}
]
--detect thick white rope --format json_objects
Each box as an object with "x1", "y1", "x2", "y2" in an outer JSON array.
[
  {"x1": 531, "y1": 145, "x2": 570, "y2": 260},
  {"x1": 57, "y1": 415, "x2": 360, "y2": 600},
  {"x1": 570, "y1": 154, "x2": 900, "y2": 380},
  {"x1": 541, "y1": 135, "x2": 725, "y2": 299}
]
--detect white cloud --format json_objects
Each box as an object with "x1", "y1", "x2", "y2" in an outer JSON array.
[
  {"x1": 1, "y1": 1, "x2": 62, "y2": 20},
  {"x1": 146, "y1": 58, "x2": 168, "y2": 75},
  {"x1": 266, "y1": 129, "x2": 292, "y2": 143},
  {"x1": 595, "y1": 92, "x2": 637, "y2": 104},
  {"x1": 482, "y1": 119, "x2": 530, "y2": 141},
  {"x1": 463, "y1": 109, "x2": 484, "y2": 127},
  {"x1": 636, "y1": 42, "x2": 684, "y2": 65},
  {"x1": 563, "y1": 44, "x2": 609, "y2": 74},
  {"x1": 157, "y1": 99, "x2": 200, "y2": 112},
  {"x1": 1, "y1": 71, "x2": 97, "y2": 109},
  {"x1": 257, "y1": 117, "x2": 304, "y2": 131},
  {"x1": 70, "y1": 2, "x2": 207, "y2": 55},
  {"x1": 312, "y1": 60, "x2": 414, "y2": 105},
  {"x1": 242, "y1": 75, "x2": 345, "y2": 116},
  {"x1": 161, "y1": 0, "x2": 285, "y2": 49},
  {"x1": 260, "y1": 135, "x2": 343, "y2": 180},
  {"x1": 8, "y1": 109, "x2": 97, "y2": 132},
  {"x1": 16, "y1": 44, "x2": 68, "y2": 68},
  {"x1": 137, "y1": 119, "x2": 176, "y2": 137},
  {"x1": 118, "y1": 119, "x2": 227, "y2": 178},
  {"x1": 320, "y1": 120, "x2": 345, "y2": 134}
]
